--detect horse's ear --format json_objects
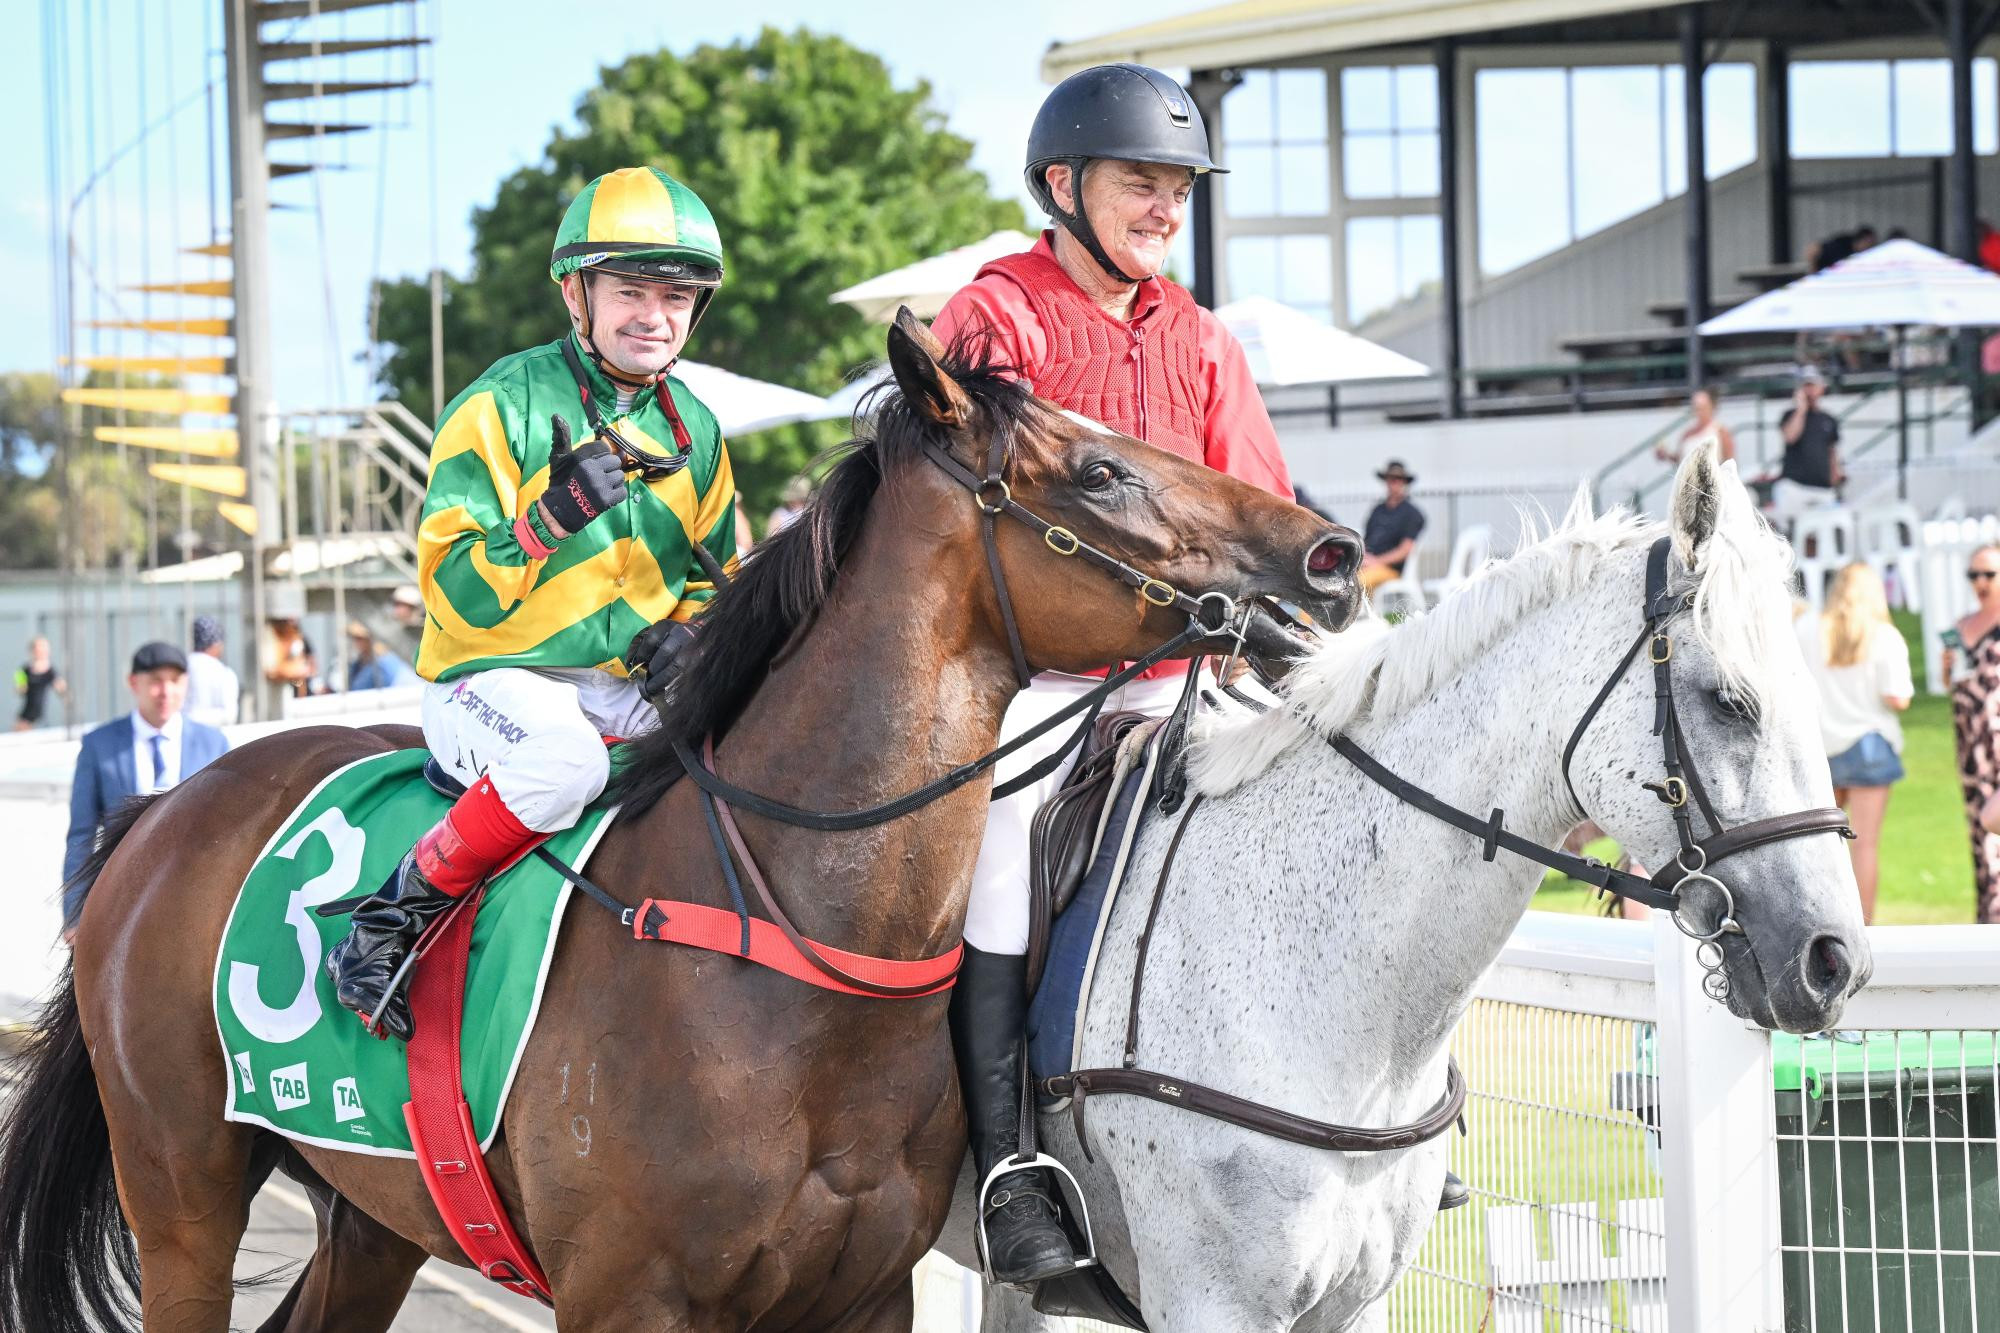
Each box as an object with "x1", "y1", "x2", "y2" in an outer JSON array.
[
  {"x1": 1669, "y1": 437, "x2": 1726, "y2": 568},
  {"x1": 887, "y1": 306, "x2": 972, "y2": 428}
]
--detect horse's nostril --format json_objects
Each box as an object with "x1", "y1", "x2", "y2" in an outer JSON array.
[
  {"x1": 1307, "y1": 536, "x2": 1353, "y2": 578},
  {"x1": 1807, "y1": 934, "x2": 1854, "y2": 998}
]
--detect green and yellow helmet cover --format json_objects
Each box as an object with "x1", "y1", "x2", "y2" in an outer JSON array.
[{"x1": 549, "y1": 166, "x2": 725, "y2": 288}]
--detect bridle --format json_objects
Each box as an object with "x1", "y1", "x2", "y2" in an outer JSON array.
[
  {"x1": 1042, "y1": 533, "x2": 1853, "y2": 1162},
  {"x1": 1557, "y1": 536, "x2": 1855, "y2": 995},
  {"x1": 1333, "y1": 535, "x2": 1853, "y2": 1001}
]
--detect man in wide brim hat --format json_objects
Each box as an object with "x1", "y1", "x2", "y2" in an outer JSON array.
[{"x1": 1360, "y1": 459, "x2": 1426, "y2": 594}]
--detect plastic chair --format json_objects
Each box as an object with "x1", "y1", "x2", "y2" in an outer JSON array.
[
  {"x1": 1370, "y1": 535, "x2": 1427, "y2": 618},
  {"x1": 1424, "y1": 524, "x2": 1494, "y2": 603},
  {"x1": 1858, "y1": 502, "x2": 1924, "y2": 611},
  {"x1": 1792, "y1": 507, "x2": 1858, "y2": 612}
]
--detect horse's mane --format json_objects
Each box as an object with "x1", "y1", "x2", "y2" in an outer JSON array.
[
  {"x1": 609, "y1": 331, "x2": 1036, "y2": 815},
  {"x1": 1195, "y1": 463, "x2": 1795, "y2": 794}
]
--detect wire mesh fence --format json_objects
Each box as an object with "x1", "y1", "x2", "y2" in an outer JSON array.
[{"x1": 1387, "y1": 1000, "x2": 1666, "y2": 1333}]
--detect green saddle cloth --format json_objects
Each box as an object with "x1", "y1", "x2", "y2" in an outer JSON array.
[{"x1": 212, "y1": 749, "x2": 616, "y2": 1157}]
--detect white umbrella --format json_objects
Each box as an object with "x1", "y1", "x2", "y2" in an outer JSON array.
[
  {"x1": 830, "y1": 230, "x2": 1039, "y2": 323},
  {"x1": 817, "y1": 364, "x2": 893, "y2": 423},
  {"x1": 674, "y1": 361, "x2": 831, "y2": 436},
  {"x1": 1699, "y1": 238, "x2": 2000, "y2": 335},
  {"x1": 1215, "y1": 296, "x2": 1431, "y2": 386},
  {"x1": 1698, "y1": 238, "x2": 2000, "y2": 499}
]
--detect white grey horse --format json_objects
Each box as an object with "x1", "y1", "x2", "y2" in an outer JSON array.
[{"x1": 936, "y1": 444, "x2": 1872, "y2": 1331}]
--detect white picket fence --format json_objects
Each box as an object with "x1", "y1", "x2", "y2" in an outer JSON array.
[{"x1": 914, "y1": 914, "x2": 2000, "y2": 1332}]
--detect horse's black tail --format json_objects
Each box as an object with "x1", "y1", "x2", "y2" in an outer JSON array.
[
  {"x1": 0, "y1": 795, "x2": 161, "y2": 1333},
  {"x1": 0, "y1": 962, "x2": 140, "y2": 1333}
]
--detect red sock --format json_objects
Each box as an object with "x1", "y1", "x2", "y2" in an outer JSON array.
[{"x1": 413, "y1": 777, "x2": 536, "y2": 897}]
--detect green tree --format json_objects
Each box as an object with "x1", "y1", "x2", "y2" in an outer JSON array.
[{"x1": 371, "y1": 27, "x2": 1024, "y2": 515}]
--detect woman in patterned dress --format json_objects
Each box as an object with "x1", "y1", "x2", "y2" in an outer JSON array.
[{"x1": 1946, "y1": 543, "x2": 2000, "y2": 923}]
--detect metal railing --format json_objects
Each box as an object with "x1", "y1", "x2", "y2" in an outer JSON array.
[{"x1": 907, "y1": 919, "x2": 2000, "y2": 1331}]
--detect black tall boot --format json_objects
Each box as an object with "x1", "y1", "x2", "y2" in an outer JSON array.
[
  {"x1": 950, "y1": 945, "x2": 1078, "y2": 1286},
  {"x1": 325, "y1": 850, "x2": 461, "y2": 1041}
]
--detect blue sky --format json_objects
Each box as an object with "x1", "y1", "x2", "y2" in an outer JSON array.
[{"x1": 4, "y1": 0, "x2": 1201, "y2": 404}]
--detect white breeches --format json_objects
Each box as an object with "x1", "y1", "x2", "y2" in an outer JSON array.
[
  {"x1": 962, "y1": 669, "x2": 1194, "y2": 954},
  {"x1": 420, "y1": 666, "x2": 657, "y2": 833}
]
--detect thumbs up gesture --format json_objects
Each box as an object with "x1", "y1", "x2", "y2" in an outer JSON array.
[{"x1": 536, "y1": 414, "x2": 628, "y2": 540}]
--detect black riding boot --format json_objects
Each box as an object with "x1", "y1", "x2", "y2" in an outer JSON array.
[
  {"x1": 325, "y1": 851, "x2": 461, "y2": 1041},
  {"x1": 1440, "y1": 1171, "x2": 1470, "y2": 1210},
  {"x1": 950, "y1": 945, "x2": 1078, "y2": 1286}
]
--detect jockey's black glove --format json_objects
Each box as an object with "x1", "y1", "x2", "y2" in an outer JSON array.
[
  {"x1": 626, "y1": 617, "x2": 701, "y2": 703},
  {"x1": 538, "y1": 413, "x2": 628, "y2": 539}
]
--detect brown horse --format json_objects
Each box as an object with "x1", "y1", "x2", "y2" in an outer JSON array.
[{"x1": 0, "y1": 312, "x2": 1359, "y2": 1332}]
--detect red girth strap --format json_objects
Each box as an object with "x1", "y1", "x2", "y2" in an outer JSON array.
[
  {"x1": 403, "y1": 887, "x2": 555, "y2": 1307},
  {"x1": 632, "y1": 899, "x2": 961, "y2": 998}
]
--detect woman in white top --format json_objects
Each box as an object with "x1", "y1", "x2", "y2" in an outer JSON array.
[
  {"x1": 1655, "y1": 385, "x2": 1738, "y2": 466},
  {"x1": 1798, "y1": 563, "x2": 1914, "y2": 922}
]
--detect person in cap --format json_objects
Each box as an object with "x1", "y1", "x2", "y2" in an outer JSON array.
[
  {"x1": 62, "y1": 642, "x2": 230, "y2": 931},
  {"x1": 766, "y1": 475, "x2": 812, "y2": 536},
  {"x1": 1359, "y1": 461, "x2": 1426, "y2": 595},
  {"x1": 1773, "y1": 364, "x2": 1844, "y2": 519},
  {"x1": 931, "y1": 63, "x2": 1302, "y2": 1284},
  {"x1": 185, "y1": 614, "x2": 241, "y2": 728},
  {"x1": 325, "y1": 166, "x2": 740, "y2": 1039}
]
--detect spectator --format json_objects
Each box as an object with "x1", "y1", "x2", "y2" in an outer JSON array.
[
  {"x1": 345, "y1": 621, "x2": 420, "y2": 691},
  {"x1": 1949, "y1": 543, "x2": 2000, "y2": 924},
  {"x1": 62, "y1": 642, "x2": 229, "y2": 931},
  {"x1": 1656, "y1": 385, "x2": 1737, "y2": 467},
  {"x1": 184, "y1": 614, "x2": 241, "y2": 728},
  {"x1": 386, "y1": 584, "x2": 426, "y2": 657},
  {"x1": 261, "y1": 583, "x2": 319, "y2": 698},
  {"x1": 1799, "y1": 564, "x2": 1912, "y2": 924},
  {"x1": 1771, "y1": 366, "x2": 1843, "y2": 518},
  {"x1": 1809, "y1": 224, "x2": 1878, "y2": 272},
  {"x1": 766, "y1": 476, "x2": 811, "y2": 536},
  {"x1": 734, "y1": 490, "x2": 755, "y2": 557},
  {"x1": 1358, "y1": 461, "x2": 1425, "y2": 595},
  {"x1": 13, "y1": 635, "x2": 64, "y2": 732}
]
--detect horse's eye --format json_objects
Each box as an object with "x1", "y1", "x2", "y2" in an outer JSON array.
[
  {"x1": 1080, "y1": 461, "x2": 1118, "y2": 491},
  {"x1": 1712, "y1": 688, "x2": 1755, "y2": 721}
]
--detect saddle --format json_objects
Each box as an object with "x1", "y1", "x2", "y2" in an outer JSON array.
[{"x1": 1026, "y1": 711, "x2": 1157, "y2": 994}]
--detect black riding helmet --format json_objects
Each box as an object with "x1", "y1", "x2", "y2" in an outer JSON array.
[{"x1": 1025, "y1": 63, "x2": 1225, "y2": 285}]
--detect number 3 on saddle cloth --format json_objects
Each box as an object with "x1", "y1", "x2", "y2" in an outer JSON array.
[{"x1": 212, "y1": 746, "x2": 961, "y2": 1307}]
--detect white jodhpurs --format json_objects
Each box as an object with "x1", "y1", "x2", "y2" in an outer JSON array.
[
  {"x1": 962, "y1": 669, "x2": 1195, "y2": 954},
  {"x1": 420, "y1": 666, "x2": 657, "y2": 833}
]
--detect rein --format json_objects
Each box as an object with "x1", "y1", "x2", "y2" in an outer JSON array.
[
  {"x1": 589, "y1": 411, "x2": 1263, "y2": 998},
  {"x1": 1043, "y1": 794, "x2": 1467, "y2": 1158}
]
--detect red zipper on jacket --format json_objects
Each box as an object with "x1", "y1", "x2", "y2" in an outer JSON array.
[{"x1": 1131, "y1": 322, "x2": 1148, "y2": 442}]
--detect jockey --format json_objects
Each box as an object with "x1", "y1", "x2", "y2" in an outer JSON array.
[
  {"x1": 326, "y1": 166, "x2": 738, "y2": 1041},
  {"x1": 931, "y1": 63, "x2": 1295, "y2": 1285}
]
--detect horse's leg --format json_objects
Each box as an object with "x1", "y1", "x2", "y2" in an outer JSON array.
[
  {"x1": 253, "y1": 1191, "x2": 426, "y2": 1333},
  {"x1": 103, "y1": 1115, "x2": 256, "y2": 1333},
  {"x1": 825, "y1": 1276, "x2": 914, "y2": 1332}
]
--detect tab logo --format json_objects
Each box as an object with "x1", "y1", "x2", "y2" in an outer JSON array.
[
  {"x1": 233, "y1": 1052, "x2": 255, "y2": 1094},
  {"x1": 269, "y1": 1061, "x2": 311, "y2": 1112},
  {"x1": 332, "y1": 1076, "x2": 365, "y2": 1124}
]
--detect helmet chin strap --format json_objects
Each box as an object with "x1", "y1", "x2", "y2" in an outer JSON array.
[{"x1": 1052, "y1": 156, "x2": 1144, "y2": 287}]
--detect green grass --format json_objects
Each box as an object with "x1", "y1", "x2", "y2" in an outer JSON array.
[{"x1": 1535, "y1": 612, "x2": 1979, "y2": 925}]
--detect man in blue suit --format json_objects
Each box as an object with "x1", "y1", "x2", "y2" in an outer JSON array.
[{"x1": 63, "y1": 641, "x2": 230, "y2": 930}]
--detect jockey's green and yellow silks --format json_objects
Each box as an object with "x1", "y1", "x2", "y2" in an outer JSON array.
[{"x1": 415, "y1": 334, "x2": 737, "y2": 683}]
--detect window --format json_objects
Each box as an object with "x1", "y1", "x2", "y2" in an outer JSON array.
[
  {"x1": 1790, "y1": 58, "x2": 1999, "y2": 158},
  {"x1": 1342, "y1": 65, "x2": 1439, "y2": 199},
  {"x1": 1226, "y1": 234, "x2": 1334, "y2": 325},
  {"x1": 1345, "y1": 215, "x2": 1442, "y2": 325},
  {"x1": 1476, "y1": 62, "x2": 1758, "y2": 276},
  {"x1": 1224, "y1": 68, "x2": 1331, "y2": 217}
]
